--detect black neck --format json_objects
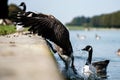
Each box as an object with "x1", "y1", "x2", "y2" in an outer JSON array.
[
  {"x1": 22, "y1": 4, "x2": 26, "y2": 12},
  {"x1": 85, "y1": 49, "x2": 92, "y2": 65}
]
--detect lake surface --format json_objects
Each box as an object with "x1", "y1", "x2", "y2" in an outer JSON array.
[{"x1": 55, "y1": 29, "x2": 120, "y2": 80}]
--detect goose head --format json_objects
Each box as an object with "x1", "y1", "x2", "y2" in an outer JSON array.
[
  {"x1": 19, "y1": 2, "x2": 26, "y2": 12},
  {"x1": 82, "y1": 45, "x2": 92, "y2": 52},
  {"x1": 82, "y1": 45, "x2": 93, "y2": 65},
  {"x1": 81, "y1": 45, "x2": 97, "y2": 79},
  {"x1": 19, "y1": 2, "x2": 25, "y2": 6}
]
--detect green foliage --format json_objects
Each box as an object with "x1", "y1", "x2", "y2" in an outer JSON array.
[
  {"x1": 0, "y1": 25, "x2": 16, "y2": 35},
  {"x1": 66, "y1": 10, "x2": 120, "y2": 28},
  {"x1": 66, "y1": 16, "x2": 91, "y2": 26},
  {"x1": 8, "y1": 4, "x2": 22, "y2": 22},
  {"x1": 91, "y1": 11, "x2": 120, "y2": 28}
]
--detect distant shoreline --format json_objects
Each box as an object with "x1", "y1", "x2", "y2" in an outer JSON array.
[
  {"x1": 84, "y1": 28, "x2": 120, "y2": 31},
  {"x1": 67, "y1": 26, "x2": 120, "y2": 30}
]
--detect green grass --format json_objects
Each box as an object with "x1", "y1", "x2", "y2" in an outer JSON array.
[
  {"x1": 66, "y1": 25, "x2": 120, "y2": 30},
  {"x1": 0, "y1": 25, "x2": 16, "y2": 35}
]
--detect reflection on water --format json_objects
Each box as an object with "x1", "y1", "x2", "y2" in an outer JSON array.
[{"x1": 55, "y1": 30, "x2": 120, "y2": 80}]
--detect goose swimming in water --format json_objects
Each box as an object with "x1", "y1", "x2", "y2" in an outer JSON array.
[
  {"x1": 77, "y1": 34, "x2": 86, "y2": 40},
  {"x1": 95, "y1": 34, "x2": 101, "y2": 40},
  {"x1": 81, "y1": 45, "x2": 97, "y2": 79},
  {"x1": 117, "y1": 49, "x2": 120, "y2": 56}
]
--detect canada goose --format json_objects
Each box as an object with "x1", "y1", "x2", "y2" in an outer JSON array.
[
  {"x1": 92, "y1": 60, "x2": 110, "y2": 78},
  {"x1": 81, "y1": 45, "x2": 97, "y2": 79},
  {"x1": 16, "y1": 11, "x2": 77, "y2": 74},
  {"x1": 95, "y1": 34, "x2": 101, "y2": 40},
  {"x1": 19, "y1": 2, "x2": 26, "y2": 12},
  {"x1": 15, "y1": 2, "x2": 26, "y2": 36},
  {"x1": 117, "y1": 49, "x2": 120, "y2": 56},
  {"x1": 77, "y1": 34, "x2": 86, "y2": 40}
]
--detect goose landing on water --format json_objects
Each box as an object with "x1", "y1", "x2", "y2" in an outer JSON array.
[
  {"x1": 16, "y1": 9, "x2": 77, "y2": 74},
  {"x1": 81, "y1": 45, "x2": 110, "y2": 79},
  {"x1": 81, "y1": 45, "x2": 97, "y2": 79}
]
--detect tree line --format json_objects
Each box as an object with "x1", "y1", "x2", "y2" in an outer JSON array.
[
  {"x1": 0, "y1": 0, "x2": 120, "y2": 28},
  {"x1": 66, "y1": 11, "x2": 120, "y2": 28}
]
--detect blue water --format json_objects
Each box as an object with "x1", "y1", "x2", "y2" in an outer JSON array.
[
  {"x1": 70, "y1": 30, "x2": 120, "y2": 80},
  {"x1": 55, "y1": 30, "x2": 120, "y2": 80}
]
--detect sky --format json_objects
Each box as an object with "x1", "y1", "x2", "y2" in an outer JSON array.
[{"x1": 9, "y1": 0, "x2": 120, "y2": 24}]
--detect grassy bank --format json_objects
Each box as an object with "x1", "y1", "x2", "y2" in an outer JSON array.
[
  {"x1": 66, "y1": 26, "x2": 120, "y2": 30},
  {"x1": 0, "y1": 25, "x2": 16, "y2": 35}
]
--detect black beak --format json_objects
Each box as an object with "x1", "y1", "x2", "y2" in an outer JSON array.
[
  {"x1": 81, "y1": 48, "x2": 86, "y2": 51},
  {"x1": 105, "y1": 60, "x2": 110, "y2": 63}
]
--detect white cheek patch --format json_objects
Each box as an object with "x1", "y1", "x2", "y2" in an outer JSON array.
[{"x1": 88, "y1": 47, "x2": 92, "y2": 51}]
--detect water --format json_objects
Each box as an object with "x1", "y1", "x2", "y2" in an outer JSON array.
[{"x1": 55, "y1": 29, "x2": 120, "y2": 80}]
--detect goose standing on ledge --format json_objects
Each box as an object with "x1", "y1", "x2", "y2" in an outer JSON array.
[
  {"x1": 81, "y1": 45, "x2": 97, "y2": 79},
  {"x1": 15, "y1": 2, "x2": 26, "y2": 36}
]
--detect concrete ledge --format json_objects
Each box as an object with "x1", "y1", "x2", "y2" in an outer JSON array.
[{"x1": 0, "y1": 34, "x2": 64, "y2": 80}]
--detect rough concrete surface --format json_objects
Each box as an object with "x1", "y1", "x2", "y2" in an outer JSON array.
[{"x1": 0, "y1": 33, "x2": 64, "y2": 80}]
